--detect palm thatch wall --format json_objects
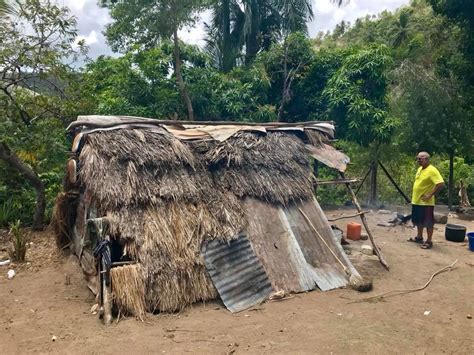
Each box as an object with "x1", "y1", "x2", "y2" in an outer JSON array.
[{"x1": 57, "y1": 121, "x2": 332, "y2": 313}]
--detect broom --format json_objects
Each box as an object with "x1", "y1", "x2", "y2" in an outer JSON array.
[{"x1": 298, "y1": 209, "x2": 372, "y2": 292}]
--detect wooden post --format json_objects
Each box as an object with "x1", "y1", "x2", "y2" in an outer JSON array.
[
  {"x1": 313, "y1": 178, "x2": 359, "y2": 186},
  {"x1": 378, "y1": 160, "x2": 411, "y2": 203},
  {"x1": 340, "y1": 172, "x2": 390, "y2": 270},
  {"x1": 369, "y1": 161, "x2": 377, "y2": 205},
  {"x1": 355, "y1": 167, "x2": 371, "y2": 196},
  {"x1": 313, "y1": 160, "x2": 319, "y2": 195},
  {"x1": 327, "y1": 210, "x2": 371, "y2": 221},
  {"x1": 102, "y1": 263, "x2": 113, "y2": 325}
]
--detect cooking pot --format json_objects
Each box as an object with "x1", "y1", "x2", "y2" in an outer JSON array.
[{"x1": 445, "y1": 223, "x2": 466, "y2": 242}]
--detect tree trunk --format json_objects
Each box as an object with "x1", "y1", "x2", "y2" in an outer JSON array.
[
  {"x1": 448, "y1": 151, "x2": 454, "y2": 210},
  {"x1": 277, "y1": 42, "x2": 289, "y2": 122},
  {"x1": 222, "y1": 0, "x2": 233, "y2": 72},
  {"x1": 369, "y1": 161, "x2": 377, "y2": 205},
  {"x1": 173, "y1": 29, "x2": 194, "y2": 121},
  {"x1": 245, "y1": 0, "x2": 260, "y2": 65},
  {"x1": 0, "y1": 142, "x2": 45, "y2": 230},
  {"x1": 446, "y1": 114, "x2": 454, "y2": 210}
]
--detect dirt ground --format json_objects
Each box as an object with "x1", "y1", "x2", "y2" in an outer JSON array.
[{"x1": 1, "y1": 207, "x2": 473, "y2": 354}]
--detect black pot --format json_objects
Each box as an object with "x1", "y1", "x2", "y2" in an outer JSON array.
[{"x1": 445, "y1": 223, "x2": 467, "y2": 242}]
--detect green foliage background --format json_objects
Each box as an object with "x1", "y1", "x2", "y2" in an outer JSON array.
[{"x1": 1, "y1": 0, "x2": 473, "y2": 228}]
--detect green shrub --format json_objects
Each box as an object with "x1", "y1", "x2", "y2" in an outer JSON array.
[{"x1": 9, "y1": 220, "x2": 27, "y2": 262}]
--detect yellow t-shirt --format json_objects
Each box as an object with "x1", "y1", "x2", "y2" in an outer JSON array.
[{"x1": 411, "y1": 165, "x2": 444, "y2": 206}]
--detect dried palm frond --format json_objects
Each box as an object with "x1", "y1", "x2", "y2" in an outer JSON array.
[{"x1": 111, "y1": 264, "x2": 146, "y2": 320}]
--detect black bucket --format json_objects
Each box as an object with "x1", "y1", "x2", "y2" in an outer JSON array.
[{"x1": 445, "y1": 224, "x2": 467, "y2": 242}]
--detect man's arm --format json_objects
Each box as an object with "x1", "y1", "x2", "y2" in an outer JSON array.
[{"x1": 421, "y1": 182, "x2": 445, "y2": 201}]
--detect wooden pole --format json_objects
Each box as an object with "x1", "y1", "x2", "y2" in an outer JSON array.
[
  {"x1": 102, "y1": 256, "x2": 113, "y2": 325},
  {"x1": 327, "y1": 210, "x2": 371, "y2": 221},
  {"x1": 378, "y1": 160, "x2": 411, "y2": 204},
  {"x1": 313, "y1": 178, "x2": 359, "y2": 186},
  {"x1": 340, "y1": 172, "x2": 390, "y2": 270},
  {"x1": 313, "y1": 160, "x2": 319, "y2": 195},
  {"x1": 355, "y1": 167, "x2": 371, "y2": 196},
  {"x1": 299, "y1": 208, "x2": 349, "y2": 274},
  {"x1": 369, "y1": 161, "x2": 378, "y2": 205}
]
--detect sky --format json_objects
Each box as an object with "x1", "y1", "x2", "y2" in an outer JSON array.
[{"x1": 63, "y1": 0, "x2": 410, "y2": 60}]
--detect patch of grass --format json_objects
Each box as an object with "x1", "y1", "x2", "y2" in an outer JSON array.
[
  {"x1": 9, "y1": 220, "x2": 27, "y2": 262},
  {"x1": 0, "y1": 199, "x2": 15, "y2": 228}
]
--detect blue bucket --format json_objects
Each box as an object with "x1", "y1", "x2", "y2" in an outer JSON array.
[{"x1": 468, "y1": 232, "x2": 474, "y2": 252}]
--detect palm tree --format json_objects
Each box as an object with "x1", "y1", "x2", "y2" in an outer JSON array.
[
  {"x1": 0, "y1": 0, "x2": 17, "y2": 16},
  {"x1": 207, "y1": 0, "x2": 318, "y2": 70},
  {"x1": 206, "y1": 0, "x2": 348, "y2": 71},
  {"x1": 274, "y1": 0, "x2": 314, "y2": 33},
  {"x1": 389, "y1": 9, "x2": 411, "y2": 47},
  {"x1": 205, "y1": 0, "x2": 245, "y2": 72}
]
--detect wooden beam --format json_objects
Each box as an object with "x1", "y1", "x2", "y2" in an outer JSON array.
[
  {"x1": 340, "y1": 172, "x2": 390, "y2": 270},
  {"x1": 378, "y1": 160, "x2": 411, "y2": 204},
  {"x1": 327, "y1": 211, "x2": 371, "y2": 221},
  {"x1": 355, "y1": 167, "x2": 371, "y2": 196},
  {"x1": 314, "y1": 178, "x2": 358, "y2": 186}
]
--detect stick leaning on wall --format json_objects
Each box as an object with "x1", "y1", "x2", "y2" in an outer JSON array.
[{"x1": 340, "y1": 172, "x2": 390, "y2": 271}]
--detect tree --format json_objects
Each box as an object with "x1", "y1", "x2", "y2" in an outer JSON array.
[
  {"x1": 258, "y1": 32, "x2": 314, "y2": 121},
  {"x1": 0, "y1": 0, "x2": 84, "y2": 229},
  {"x1": 205, "y1": 0, "x2": 245, "y2": 72},
  {"x1": 81, "y1": 42, "x2": 202, "y2": 118},
  {"x1": 103, "y1": 0, "x2": 208, "y2": 121},
  {"x1": 392, "y1": 61, "x2": 473, "y2": 208},
  {"x1": 82, "y1": 42, "x2": 273, "y2": 122},
  {"x1": 323, "y1": 45, "x2": 397, "y2": 146},
  {"x1": 0, "y1": 0, "x2": 17, "y2": 16},
  {"x1": 323, "y1": 44, "x2": 397, "y2": 204},
  {"x1": 206, "y1": 0, "x2": 315, "y2": 70},
  {"x1": 388, "y1": 9, "x2": 412, "y2": 47}
]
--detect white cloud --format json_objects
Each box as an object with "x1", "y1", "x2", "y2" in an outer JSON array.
[
  {"x1": 66, "y1": 0, "x2": 86, "y2": 12},
  {"x1": 309, "y1": 0, "x2": 410, "y2": 35},
  {"x1": 75, "y1": 30, "x2": 98, "y2": 46},
  {"x1": 59, "y1": 0, "x2": 115, "y2": 60}
]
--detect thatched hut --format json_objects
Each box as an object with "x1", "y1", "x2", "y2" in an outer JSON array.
[{"x1": 53, "y1": 115, "x2": 359, "y2": 321}]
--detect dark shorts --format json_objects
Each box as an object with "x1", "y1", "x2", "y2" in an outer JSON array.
[{"x1": 411, "y1": 205, "x2": 435, "y2": 228}]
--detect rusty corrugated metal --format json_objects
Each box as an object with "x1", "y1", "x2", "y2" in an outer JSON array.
[{"x1": 202, "y1": 234, "x2": 273, "y2": 313}]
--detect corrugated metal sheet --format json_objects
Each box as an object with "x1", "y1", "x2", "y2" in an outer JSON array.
[
  {"x1": 245, "y1": 199, "x2": 317, "y2": 293},
  {"x1": 202, "y1": 234, "x2": 273, "y2": 313},
  {"x1": 283, "y1": 199, "x2": 351, "y2": 291},
  {"x1": 69, "y1": 115, "x2": 335, "y2": 142},
  {"x1": 245, "y1": 198, "x2": 358, "y2": 293},
  {"x1": 306, "y1": 143, "x2": 350, "y2": 172},
  {"x1": 307, "y1": 197, "x2": 361, "y2": 279}
]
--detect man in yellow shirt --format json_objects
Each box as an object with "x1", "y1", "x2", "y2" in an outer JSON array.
[{"x1": 407, "y1": 152, "x2": 445, "y2": 249}]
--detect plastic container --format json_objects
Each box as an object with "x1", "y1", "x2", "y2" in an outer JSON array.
[
  {"x1": 445, "y1": 223, "x2": 466, "y2": 242},
  {"x1": 346, "y1": 222, "x2": 362, "y2": 241},
  {"x1": 468, "y1": 232, "x2": 474, "y2": 252}
]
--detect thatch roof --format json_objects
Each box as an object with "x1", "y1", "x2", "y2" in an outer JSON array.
[{"x1": 61, "y1": 116, "x2": 346, "y2": 313}]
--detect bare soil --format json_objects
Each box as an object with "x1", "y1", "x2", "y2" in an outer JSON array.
[{"x1": 1, "y1": 208, "x2": 473, "y2": 354}]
